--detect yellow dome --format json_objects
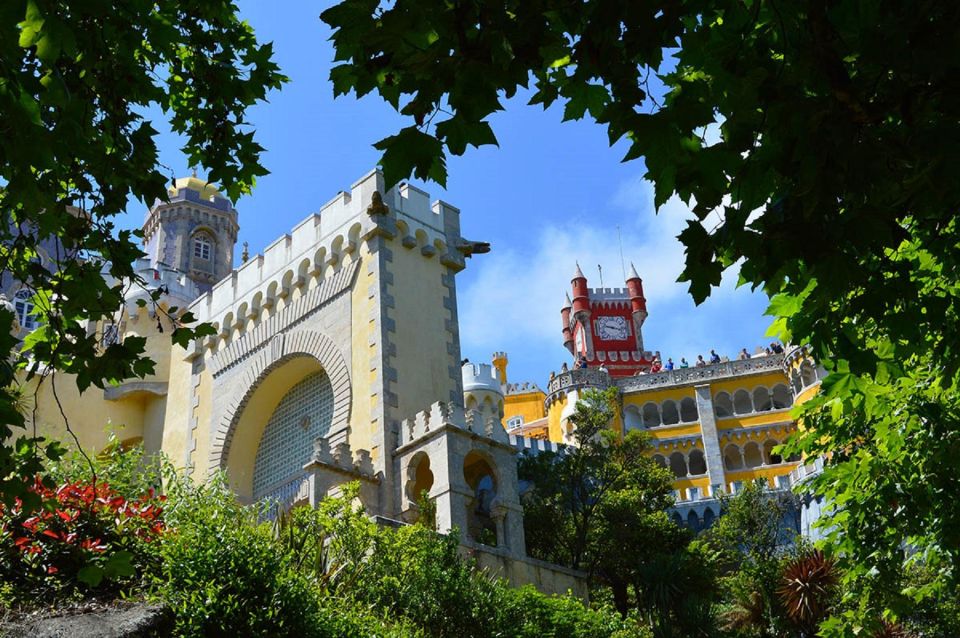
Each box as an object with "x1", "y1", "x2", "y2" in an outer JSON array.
[{"x1": 170, "y1": 175, "x2": 221, "y2": 200}]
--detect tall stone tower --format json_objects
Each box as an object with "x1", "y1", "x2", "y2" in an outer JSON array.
[{"x1": 142, "y1": 175, "x2": 239, "y2": 293}]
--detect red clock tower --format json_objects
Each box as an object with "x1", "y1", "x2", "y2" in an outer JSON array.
[{"x1": 560, "y1": 263, "x2": 650, "y2": 377}]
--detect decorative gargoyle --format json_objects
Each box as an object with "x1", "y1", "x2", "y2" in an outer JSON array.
[
  {"x1": 453, "y1": 238, "x2": 491, "y2": 257},
  {"x1": 366, "y1": 190, "x2": 389, "y2": 216}
]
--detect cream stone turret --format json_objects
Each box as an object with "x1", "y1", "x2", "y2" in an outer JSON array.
[{"x1": 462, "y1": 361, "x2": 505, "y2": 424}]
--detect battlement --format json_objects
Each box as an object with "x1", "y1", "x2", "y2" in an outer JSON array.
[
  {"x1": 508, "y1": 434, "x2": 563, "y2": 456},
  {"x1": 307, "y1": 437, "x2": 376, "y2": 478},
  {"x1": 400, "y1": 401, "x2": 510, "y2": 448},
  {"x1": 187, "y1": 169, "x2": 465, "y2": 332},
  {"x1": 462, "y1": 362, "x2": 502, "y2": 394},
  {"x1": 587, "y1": 287, "x2": 630, "y2": 301},
  {"x1": 505, "y1": 381, "x2": 542, "y2": 395}
]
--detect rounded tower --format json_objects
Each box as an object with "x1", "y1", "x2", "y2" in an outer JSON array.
[
  {"x1": 571, "y1": 262, "x2": 590, "y2": 323},
  {"x1": 462, "y1": 362, "x2": 505, "y2": 424},
  {"x1": 561, "y1": 293, "x2": 574, "y2": 354},
  {"x1": 142, "y1": 174, "x2": 239, "y2": 294}
]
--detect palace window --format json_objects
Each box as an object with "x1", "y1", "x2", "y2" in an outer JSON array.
[
  {"x1": 506, "y1": 415, "x2": 523, "y2": 429},
  {"x1": 14, "y1": 290, "x2": 37, "y2": 330}
]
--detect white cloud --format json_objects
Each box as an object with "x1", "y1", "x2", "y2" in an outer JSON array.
[{"x1": 457, "y1": 176, "x2": 771, "y2": 383}]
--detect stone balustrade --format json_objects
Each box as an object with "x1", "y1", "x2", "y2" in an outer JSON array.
[{"x1": 616, "y1": 353, "x2": 785, "y2": 392}]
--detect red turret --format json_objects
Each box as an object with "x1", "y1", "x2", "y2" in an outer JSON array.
[
  {"x1": 571, "y1": 262, "x2": 590, "y2": 321},
  {"x1": 626, "y1": 263, "x2": 647, "y2": 318},
  {"x1": 561, "y1": 293, "x2": 574, "y2": 354}
]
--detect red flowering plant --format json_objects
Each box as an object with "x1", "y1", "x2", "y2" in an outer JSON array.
[{"x1": 0, "y1": 472, "x2": 166, "y2": 602}]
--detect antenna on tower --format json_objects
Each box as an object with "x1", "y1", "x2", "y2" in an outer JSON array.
[
  {"x1": 597, "y1": 264, "x2": 603, "y2": 288},
  {"x1": 617, "y1": 225, "x2": 626, "y2": 281}
]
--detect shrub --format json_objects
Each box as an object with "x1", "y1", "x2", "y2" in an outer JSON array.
[{"x1": 0, "y1": 474, "x2": 165, "y2": 604}]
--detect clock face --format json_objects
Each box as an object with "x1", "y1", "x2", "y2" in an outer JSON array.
[{"x1": 596, "y1": 316, "x2": 629, "y2": 341}]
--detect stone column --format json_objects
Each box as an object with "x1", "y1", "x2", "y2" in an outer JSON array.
[{"x1": 694, "y1": 384, "x2": 727, "y2": 495}]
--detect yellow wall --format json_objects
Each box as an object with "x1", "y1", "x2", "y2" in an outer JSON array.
[
  {"x1": 546, "y1": 396, "x2": 567, "y2": 442},
  {"x1": 503, "y1": 391, "x2": 546, "y2": 427}
]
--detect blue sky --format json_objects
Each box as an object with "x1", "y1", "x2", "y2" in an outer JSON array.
[{"x1": 117, "y1": 1, "x2": 773, "y2": 388}]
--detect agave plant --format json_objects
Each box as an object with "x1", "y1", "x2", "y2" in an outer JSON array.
[{"x1": 777, "y1": 550, "x2": 838, "y2": 633}]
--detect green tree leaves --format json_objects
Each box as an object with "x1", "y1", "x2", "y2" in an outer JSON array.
[
  {"x1": 0, "y1": 0, "x2": 285, "y2": 505},
  {"x1": 322, "y1": 0, "x2": 960, "y2": 630}
]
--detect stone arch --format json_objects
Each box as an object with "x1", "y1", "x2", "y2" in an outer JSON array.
[
  {"x1": 405, "y1": 451, "x2": 435, "y2": 503},
  {"x1": 686, "y1": 510, "x2": 700, "y2": 531},
  {"x1": 724, "y1": 444, "x2": 743, "y2": 470},
  {"x1": 790, "y1": 368, "x2": 802, "y2": 395},
  {"x1": 661, "y1": 400, "x2": 680, "y2": 425},
  {"x1": 415, "y1": 228, "x2": 429, "y2": 248},
  {"x1": 642, "y1": 402, "x2": 661, "y2": 427},
  {"x1": 753, "y1": 386, "x2": 772, "y2": 412},
  {"x1": 743, "y1": 441, "x2": 763, "y2": 468},
  {"x1": 733, "y1": 389, "x2": 753, "y2": 415},
  {"x1": 669, "y1": 451, "x2": 688, "y2": 478},
  {"x1": 679, "y1": 396, "x2": 698, "y2": 422},
  {"x1": 211, "y1": 329, "x2": 352, "y2": 498},
  {"x1": 714, "y1": 392, "x2": 733, "y2": 418},
  {"x1": 463, "y1": 449, "x2": 499, "y2": 546},
  {"x1": 624, "y1": 405, "x2": 643, "y2": 431},
  {"x1": 771, "y1": 384, "x2": 793, "y2": 409},
  {"x1": 702, "y1": 507, "x2": 716, "y2": 529},
  {"x1": 800, "y1": 361, "x2": 817, "y2": 387},
  {"x1": 763, "y1": 439, "x2": 781, "y2": 465},
  {"x1": 652, "y1": 454, "x2": 667, "y2": 469},
  {"x1": 688, "y1": 448, "x2": 707, "y2": 475},
  {"x1": 347, "y1": 222, "x2": 362, "y2": 254},
  {"x1": 671, "y1": 512, "x2": 683, "y2": 526}
]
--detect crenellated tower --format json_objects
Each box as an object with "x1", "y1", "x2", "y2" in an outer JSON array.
[{"x1": 560, "y1": 262, "x2": 651, "y2": 376}]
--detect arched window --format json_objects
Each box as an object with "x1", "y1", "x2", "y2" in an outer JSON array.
[
  {"x1": 743, "y1": 442, "x2": 763, "y2": 468},
  {"x1": 800, "y1": 361, "x2": 817, "y2": 387},
  {"x1": 763, "y1": 439, "x2": 782, "y2": 465},
  {"x1": 652, "y1": 454, "x2": 667, "y2": 469},
  {"x1": 669, "y1": 452, "x2": 688, "y2": 478},
  {"x1": 714, "y1": 392, "x2": 733, "y2": 418},
  {"x1": 406, "y1": 453, "x2": 435, "y2": 504},
  {"x1": 14, "y1": 289, "x2": 37, "y2": 330},
  {"x1": 723, "y1": 444, "x2": 743, "y2": 470},
  {"x1": 771, "y1": 384, "x2": 793, "y2": 409},
  {"x1": 624, "y1": 406, "x2": 643, "y2": 431},
  {"x1": 192, "y1": 232, "x2": 214, "y2": 272},
  {"x1": 686, "y1": 510, "x2": 700, "y2": 531},
  {"x1": 679, "y1": 397, "x2": 698, "y2": 422},
  {"x1": 642, "y1": 402, "x2": 661, "y2": 428},
  {"x1": 733, "y1": 389, "x2": 753, "y2": 415},
  {"x1": 702, "y1": 507, "x2": 716, "y2": 529},
  {"x1": 253, "y1": 371, "x2": 334, "y2": 500},
  {"x1": 671, "y1": 512, "x2": 683, "y2": 526},
  {"x1": 753, "y1": 386, "x2": 772, "y2": 412},
  {"x1": 463, "y1": 451, "x2": 498, "y2": 546},
  {"x1": 661, "y1": 400, "x2": 680, "y2": 425},
  {"x1": 790, "y1": 369, "x2": 803, "y2": 395},
  {"x1": 688, "y1": 449, "x2": 707, "y2": 475},
  {"x1": 193, "y1": 233, "x2": 212, "y2": 260}
]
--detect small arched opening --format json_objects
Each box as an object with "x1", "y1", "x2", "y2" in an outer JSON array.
[
  {"x1": 688, "y1": 448, "x2": 707, "y2": 475},
  {"x1": 669, "y1": 451, "x2": 688, "y2": 478},
  {"x1": 743, "y1": 441, "x2": 763, "y2": 468},
  {"x1": 753, "y1": 386, "x2": 772, "y2": 412},
  {"x1": 763, "y1": 439, "x2": 782, "y2": 465},
  {"x1": 771, "y1": 384, "x2": 793, "y2": 409},
  {"x1": 661, "y1": 400, "x2": 680, "y2": 425},
  {"x1": 679, "y1": 397, "x2": 698, "y2": 422},
  {"x1": 702, "y1": 507, "x2": 716, "y2": 529},
  {"x1": 733, "y1": 389, "x2": 753, "y2": 415},
  {"x1": 624, "y1": 405, "x2": 643, "y2": 431},
  {"x1": 714, "y1": 392, "x2": 733, "y2": 418},
  {"x1": 642, "y1": 402, "x2": 661, "y2": 428},
  {"x1": 463, "y1": 451, "x2": 499, "y2": 546},
  {"x1": 723, "y1": 444, "x2": 743, "y2": 470}
]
